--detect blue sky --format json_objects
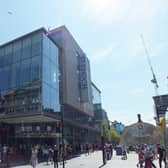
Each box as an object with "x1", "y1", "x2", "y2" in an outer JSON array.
[{"x1": 1, "y1": 0, "x2": 168, "y2": 125}]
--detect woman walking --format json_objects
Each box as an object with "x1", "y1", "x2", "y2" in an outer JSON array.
[{"x1": 30, "y1": 147, "x2": 38, "y2": 168}]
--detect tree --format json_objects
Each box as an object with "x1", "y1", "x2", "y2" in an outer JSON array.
[
  {"x1": 102, "y1": 120, "x2": 121, "y2": 144},
  {"x1": 111, "y1": 128, "x2": 120, "y2": 145},
  {"x1": 102, "y1": 120, "x2": 111, "y2": 142}
]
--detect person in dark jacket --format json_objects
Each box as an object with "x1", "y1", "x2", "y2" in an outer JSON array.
[
  {"x1": 157, "y1": 144, "x2": 166, "y2": 168},
  {"x1": 52, "y1": 145, "x2": 59, "y2": 168}
]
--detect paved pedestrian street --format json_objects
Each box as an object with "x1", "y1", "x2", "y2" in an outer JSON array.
[{"x1": 12, "y1": 151, "x2": 160, "y2": 168}]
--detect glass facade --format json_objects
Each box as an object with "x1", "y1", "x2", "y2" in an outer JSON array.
[
  {"x1": 42, "y1": 34, "x2": 60, "y2": 112},
  {"x1": 91, "y1": 84, "x2": 101, "y2": 105},
  {"x1": 0, "y1": 30, "x2": 60, "y2": 115}
]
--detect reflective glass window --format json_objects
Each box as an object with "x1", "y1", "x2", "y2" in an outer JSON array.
[
  {"x1": 4, "y1": 44, "x2": 12, "y2": 65},
  {"x1": 91, "y1": 85, "x2": 101, "y2": 104},
  {"x1": 13, "y1": 40, "x2": 21, "y2": 63},
  {"x1": 50, "y1": 88, "x2": 60, "y2": 112},
  {"x1": 50, "y1": 62, "x2": 57, "y2": 88},
  {"x1": 50, "y1": 42, "x2": 58, "y2": 65},
  {"x1": 22, "y1": 37, "x2": 31, "y2": 60},
  {"x1": 43, "y1": 56, "x2": 51, "y2": 84},
  {"x1": 31, "y1": 56, "x2": 41, "y2": 81},
  {"x1": 20, "y1": 59, "x2": 31, "y2": 84},
  {"x1": 42, "y1": 34, "x2": 60, "y2": 112},
  {"x1": 0, "y1": 48, "x2": 4, "y2": 67},
  {"x1": 0, "y1": 66, "x2": 11, "y2": 90},
  {"x1": 11, "y1": 63, "x2": 20, "y2": 88},
  {"x1": 43, "y1": 34, "x2": 50, "y2": 57},
  {"x1": 42, "y1": 83, "x2": 50, "y2": 110},
  {"x1": 0, "y1": 68, "x2": 4, "y2": 90},
  {"x1": 32, "y1": 33, "x2": 42, "y2": 57}
]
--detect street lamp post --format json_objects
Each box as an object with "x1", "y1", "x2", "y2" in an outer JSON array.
[
  {"x1": 61, "y1": 105, "x2": 65, "y2": 168},
  {"x1": 101, "y1": 124, "x2": 106, "y2": 165}
]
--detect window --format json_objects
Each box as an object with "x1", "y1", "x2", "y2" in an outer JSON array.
[
  {"x1": 50, "y1": 88, "x2": 60, "y2": 112},
  {"x1": 0, "y1": 48, "x2": 4, "y2": 67},
  {"x1": 13, "y1": 40, "x2": 21, "y2": 63},
  {"x1": 32, "y1": 33, "x2": 42, "y2": 57},
  {"x1": 43, "y1": 56, "x2": 51, "y2": 84},
  {"x1": 51, "y1": 62, "x2": 57, "y2": 88},
  {"x1": 4, "y1": 44, "x2": 13, "y2": 65},
  {"x1": 22, "y1": 37, "x2": 31, "y2": 60},
  {"x1": 50, "y1": 41, "x2": 58, "y2": 64},
  {"x1": 31, "y1": 56, "x2": 41, "y2": 81},
  {"x1": 43, "y1": 34, "x2": 50, "y2": 56},
  {"x1": 0, "y1": 66, "x2": 11, "y2": 90},
  {"x1": 11, "y1": 63, "x2": 20, "y2": 88},
  {"x1": 20, "y1": 59, "x2": 31, "y2": 84},
  {"x1": 42, "y1": 83, "x2": 51, "y2": 110}
]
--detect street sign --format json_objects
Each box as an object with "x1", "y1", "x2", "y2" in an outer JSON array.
[
  {"x1": 153, "y1": 94, "x2": 168, "y2": 107},
  {"x1": 153, "y1": 94, "x2": 168, "y2": 117}
]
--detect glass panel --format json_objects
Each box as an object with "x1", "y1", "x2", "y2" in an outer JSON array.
[
  {"x1": 13, "y1": 40, "x2": 21, "y2": 63},
  {"x1": 11, "y1": 63, "x2": 20, "y2": 88},
  {"x1": 42, "y1": 34, "x2": 60, "y2": 112},
  {"x1": 43, "y1": 34, "x2": 50, "y2": 57},
  {"x1": 0, "y1": 67, "x2": 4, "y2": 90},
  {"x1": 20, "y1": 59, "x2": 31, "y2": 85},
  {"x1": 32, "y1": 33, "x2": 42, "y2": 57},
  {"x1": 0, "y1": 48, "x2": 4, "y2": 67},
  {"x1": 50, "y1": 62, "x2": 57, "y2": 88},
  {"x1": 22, "y1": 37, "x2": 31, "y2": 60},
  {"x1": 4, "y1": 44, "x2": 13, "y2": 65},
  {"x1": 31, "y1": 56, "x2": 41, "y2": 81},
  {"x1": 92, "y1": 85, "x2": 101, "y2": 104},
  {"x1": 43, "y1": 56, "x2": 51, "y2": 84},
  {"x1": 42, "y1": 83, "x2": 50, "y2": 110},
  {"x1": 0, "y1": 66, "x2": 11, "y2": 90},
  {"x1": 50, "y1": 42, "x2": 58, "y2": 64},
  {"x1": 50, "y1": 88, "x2": 60, "y2": 112}
]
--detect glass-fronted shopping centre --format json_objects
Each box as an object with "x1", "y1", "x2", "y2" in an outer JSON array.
[{"x1": 0, "y1": 26, "x2": 103, "y2": 154}]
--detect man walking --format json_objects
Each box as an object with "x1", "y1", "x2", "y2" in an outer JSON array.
[
  {"x1": 53, "y1": 145, "x2": 59, "y2": 168},
  {"x1": 158, "y1": 144, "x2": 166, "y2": 168}
]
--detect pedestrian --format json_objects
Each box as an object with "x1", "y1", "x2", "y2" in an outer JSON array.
[
  {"x1": 122, "y1": 147, "x2": 127, "y2": 160},
  {"x1": 2, "y1": 144, "x2": 8, "y2": 163},
  {"x1": 85, "y1": 144, "x2": 89, "y2": 155},
  {"x1": 0, "y1": 144, "x2": 2, "y2": 163},
  {"x1": 42, "y1": 145, "x2": 49, "y2": 165},
  {"x1": 109, "y1": 144, "x2": 113, "y2": 158},
  {"x1": 144, "y1": 148, "x2": 156, "y2": 168},
  {"x1": 137, "y1": 148, "x2": 145, "y2": 168},
  {"x1": 48, "y1": 146, "x2": 53, "y2": 165},
  {"x1": 144, "y1": 156, "x2": 156, "y2": 168},
  {"x1": 53, "y1": 145, "x2": 59, "y2": 168},
  {"x1": 30, "y1": 147, "x2": 38, "y2": 168},
  {"x1": 157, "y1": 144, "x2": 166, "y2": 168}
]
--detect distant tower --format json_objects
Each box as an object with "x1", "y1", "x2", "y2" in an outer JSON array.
[{"x1": 137, "y1": 114, "x2": 142, "y2": 123}]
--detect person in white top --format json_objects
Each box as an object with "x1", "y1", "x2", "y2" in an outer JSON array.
[{"x1": 30, "y1": 147, "x2": 38, "y2": 168}]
